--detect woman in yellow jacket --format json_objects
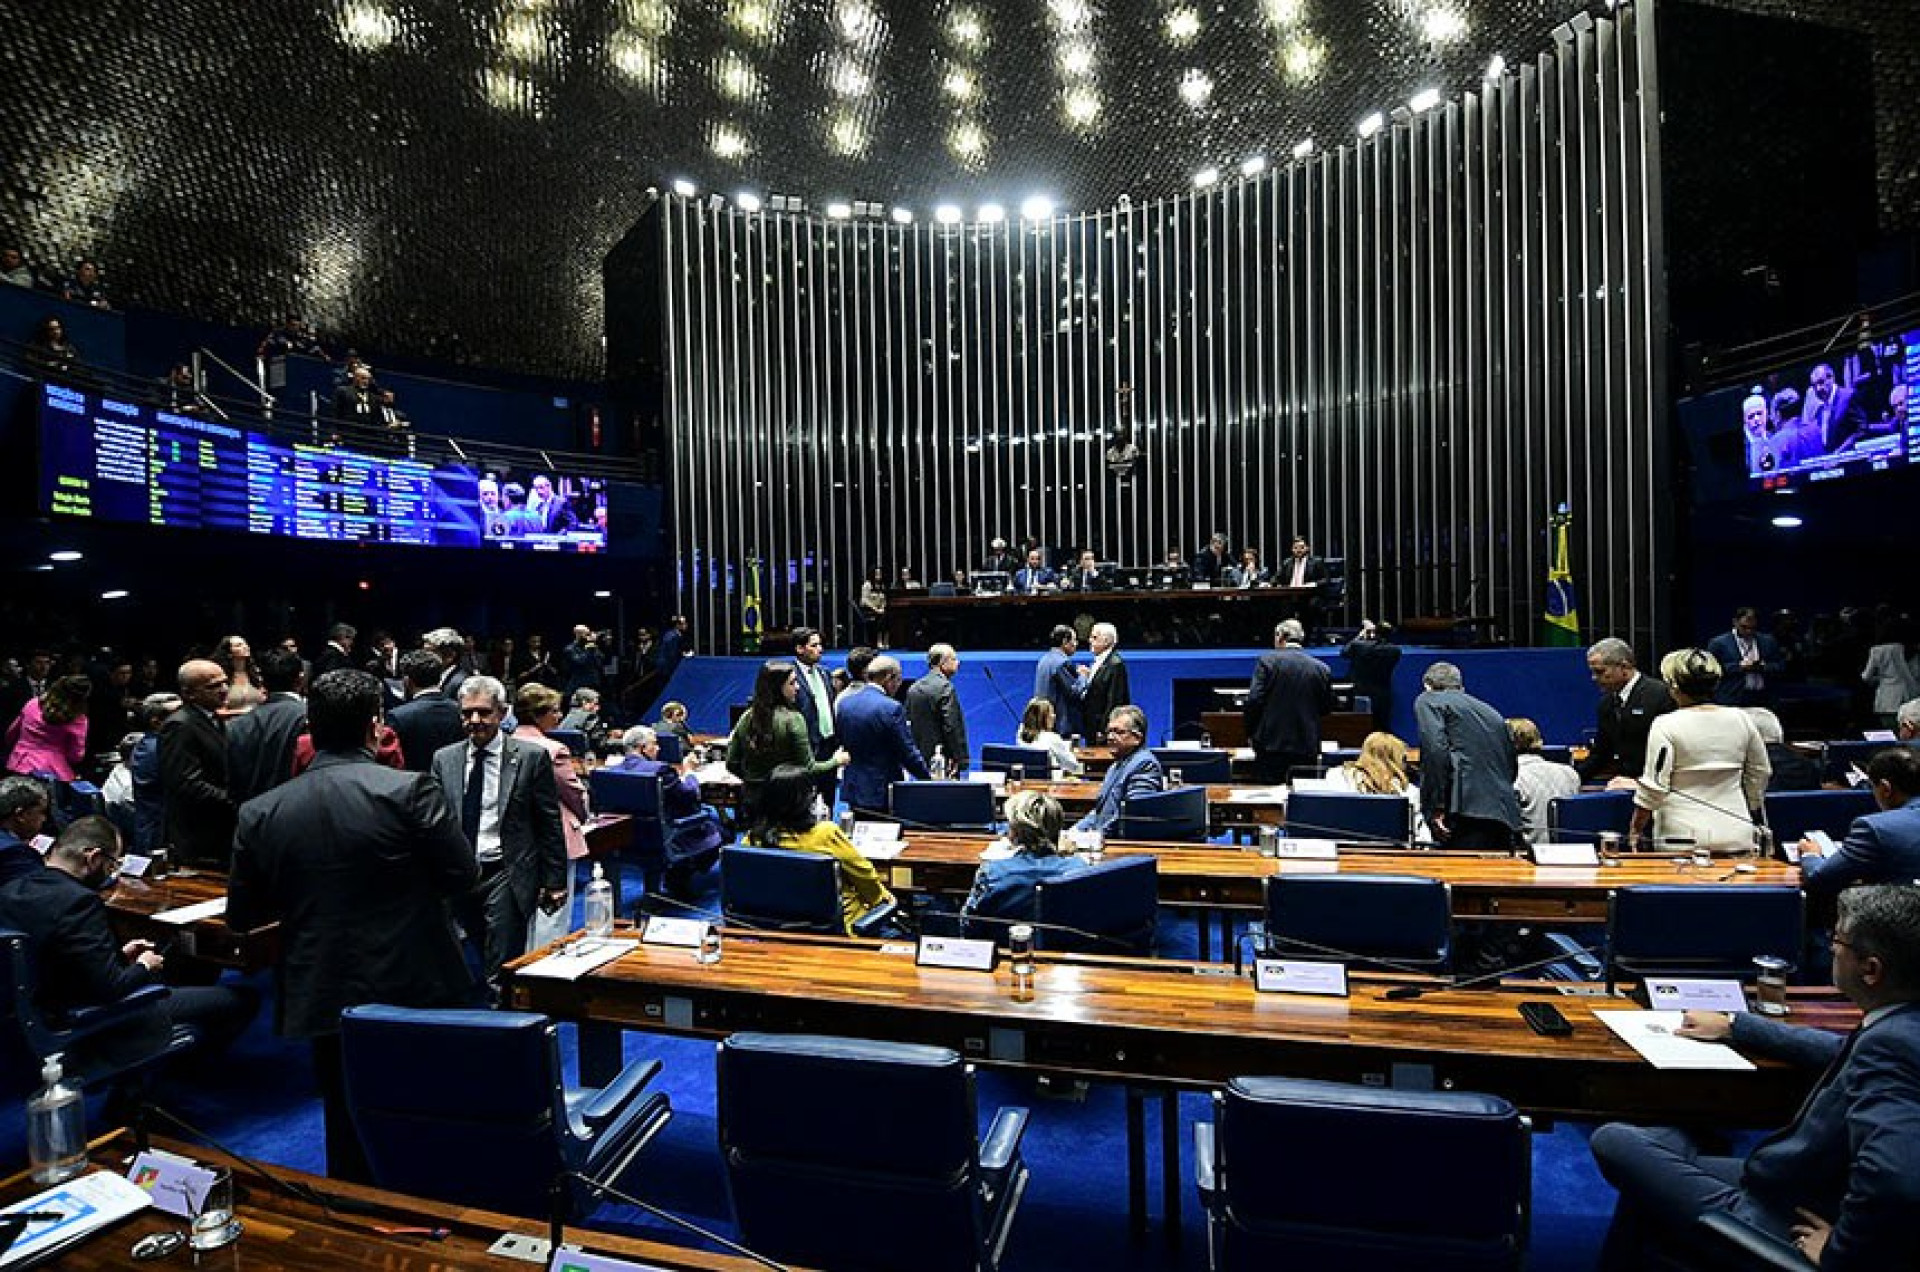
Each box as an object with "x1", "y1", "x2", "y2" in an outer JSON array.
[{"x1": 746, "y1": 763, "x2": 892, "y2": 934}]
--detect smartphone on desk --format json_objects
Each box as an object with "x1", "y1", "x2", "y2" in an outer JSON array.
[{"x1": 1519, "y1": 1001, "x2": 1573, "y2": 1037}]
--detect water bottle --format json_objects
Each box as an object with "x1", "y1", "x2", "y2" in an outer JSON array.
[
  {"x1": 27, "y1": 1054, "x2": 85, "y2": 1184},
  {"x1": 932, "y1": 746, "x2": 948, "y2": 781},
  {"x1": 583, "y1": 862, "x2": 614, "y2": 937}
]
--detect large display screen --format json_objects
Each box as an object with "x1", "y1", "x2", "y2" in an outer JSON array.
[
  {"x1": 37, "y1": 384, "x2": 607, "y2": 553},
  {"x1": 1737, "y1": 329, "x2": 1918, "y2": 489}
]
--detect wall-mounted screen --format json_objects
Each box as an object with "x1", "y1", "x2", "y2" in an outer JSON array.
[
  {"x1": 1737, "y1": 330, "x2": 1917, "y2": 489},
  {"x1": 37, "y1": 383, "x2": 608, "y2": 553}
]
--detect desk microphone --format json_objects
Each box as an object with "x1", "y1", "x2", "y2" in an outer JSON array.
[
  {"x1": 559, "y1": 1169, "x2": 790, "y2": 1271},
  {"x1": 1377, "y1": 938, "x2": 1611, "y2": 1001}
]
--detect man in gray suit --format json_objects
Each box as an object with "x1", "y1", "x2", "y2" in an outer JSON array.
[
  {"x1": 432, "y1": 675, "x2": 567, "y2": 984},
  {"x1": 905, "y1": 644, "x2": 969, "y2": 775},
  {"x1": 1414, "y1": 661, "x2": 1522, "y2": 850}
]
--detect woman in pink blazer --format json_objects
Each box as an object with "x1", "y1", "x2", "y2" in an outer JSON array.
[
  {"x1": 4, "y1": 676, "x2": 92, "y2": 780},
  {"x1": 511, "y1": 681, "x2": 592, "y2": 948}
]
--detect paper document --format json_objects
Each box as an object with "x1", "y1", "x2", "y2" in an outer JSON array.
[
  {"x1": 852, "y1": 823, "x2": 905, "y2": 858},
  {"x1": 1227, "y1": 786, "x2": 1287, "y2": 803},
  {"x1": 515, "y1": 938, "x2": 639, "y2": 981},
  {"x1": 150, "y1": 897, "x2": 227, "y2": 925},
  {"x1": 1, "y1": 1169, "x2": 153, "y2": 1268},
  {"x1": 1594, "y1": 1010, "x2": 1757, "y2": 1070}
]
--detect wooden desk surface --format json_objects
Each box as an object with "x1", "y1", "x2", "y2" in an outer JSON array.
[
  {"x1": 1025, "y1": 779, "x2": 1287, "y2": 827},
  {"x1": 506, "y1": 927, "x2": 1843, "y2": 1127},
  {"x1": 0, "y1": 1131, "x2": 776, "y2": 1270},
  {"x1": 103, "y1": 871, "x2": 277, "y2": 972}
]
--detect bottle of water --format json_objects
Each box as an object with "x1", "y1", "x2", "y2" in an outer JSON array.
[
  {"x1": 27, "y1": 1053, "x2": 85, "y2": 1184},
  {"x1": 931, "y1": 746, "x2": 948, "y2": 781},
  {"x1": 582, "y1": 862, "x2": 615, "y2": 937}
]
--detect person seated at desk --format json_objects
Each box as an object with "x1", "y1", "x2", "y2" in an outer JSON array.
[
  {"x1": 1017, "y1": 697, "x2": 1084, "y2": 777},
  {"x1": 1590, "y1": 884, "x2": 1920, "y2": 1272},
  {"x1": 651, "y1": 700, "x2": 693, "y2": 750},
  {"x1": 1064, "y1": 549, "x2": 1105, "y2": 593},
  {"x1": 1324, "y1": 731, "x2": 1427, "y2": 843},
  {"x1": 610, "y1": 725, "x2": 723, "y2": 899},
  {"x1": 1508, "y1": 718, "x2": 1580, "y2": 845},
  {"x1": 747, "y1": 764, "x2": 895, "y2": 935},
  {"x1": 0, "y1": 775, "x2": 51, "y2": 886},
  {"x1": 1225, "y1": 547, "x2": 1268, "y2": 589},
  {"x1": 1073, "y1": 706, "x2": 1164, "y2": 836},
  {"x1": 1798, "y1": 747, "x2": 1920, "y2": 905},
  {"x1": 962, "y1": 791, "x2": 1087, "y2": 936},
  {"x1": 1012, "y1": 548, "x2": 1057, "y2": 595},
  {"x1": 1745, "y1": 707, "x2": 1823, "y2": 793}
]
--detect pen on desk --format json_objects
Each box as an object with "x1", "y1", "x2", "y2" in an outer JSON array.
[{"x1": 372, "y1": 1224, "x2": 450, "y2": 1240}]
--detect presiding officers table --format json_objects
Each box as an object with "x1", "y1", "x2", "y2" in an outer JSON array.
[{"x1": 885, "y1": 584, "x2": 1318, "y2": 649}]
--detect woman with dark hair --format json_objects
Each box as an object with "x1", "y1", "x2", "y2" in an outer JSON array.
[
  {"x1": 748, "y1": 763, "x2": 891, "y2": 933},
  {"x1": 1016, "y1": 697, "x2": 1082, "y2": 776},
  {"x1": 1631, "y1": 648, "x2": 1771, "y2": 854},
  {"x1": 960, "y1": 790, "x2": 1086, "y2": 935},
  {"x1": 725, "y1": 661, "x2": 848, "y2": 784},
  {"x1": 23, "y1": 316, "x2": 84, "y2": 382},
  {"x1": 4, "y1": 674, "x2": 92, "y2": 779},
  {"x1": 212, "y1": 635, "x2": 266, "y2": 711}
]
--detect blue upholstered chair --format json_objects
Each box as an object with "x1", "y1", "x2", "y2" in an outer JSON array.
[
  {"x1": 588, "y1": 766, "x2": 691, "y2": 895},
  {"x1": 0, "y1": 927, "x2": 196, "y2": 1096},
  {"x1": 1116, "y1": 785, "x2": 1209, "y2": 842},
  {"x1": 1150, "y1": 748, "x2": 1234, "y2": 783},
  {"x1": 720, "y1": 843, "x2": 897, "y2": 937},
  {"x1": 892, "y1": 780, "x2": 997, "y2": 830},
  {"x1": 979, "y1": 744, "x2": 1054, "y2": 781},
  {"x1": 718, "y1": 1032, "x2": 1031, "y2": 1272},
  {"x1": 653, "y1": 732, "x2": 685, "y2": 765},
  {"x1": 546, "y1": 727, "x2": 589, "y2": 758},
  {"x1": 1284, "y1": 790, "x2": 1414, "y2": 847},
  {"x1": 1033, "y1": 856, "x2": 1159, "y2": 955},
  {"x1": 1194, "y1": 1075, "x2": 1529, "y2": 1271},
  {"x1": 1762, "y1": 788, "x2": 1876, "y2": 848},
  {"x1": 1260, "y1": 874, "x2": 1453, "y2": 974},
  {"x1": 1820, "y1": 740, "x2": 1884, "y2": 783},
  {"x1": 1605, "y1": 885, "x2": 1805, "y2": 993},
  {"x1": 1546, "y1": 790, "x2": 1636, "y2": 843},
  {"x1": 339, "y1": 1004, "x2": 671, "y2": 1220}
]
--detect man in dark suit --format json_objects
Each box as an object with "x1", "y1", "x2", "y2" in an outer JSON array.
[
  {"x1": 158, "y1": 658, "x2": 237, "y2": 868},
  {"x1": 1414, "y1": 661, "x2": 1522, "y2": 850},
  {"x1": 1577, "y1": 637, "x2": 1676, "y2": 781},
  {"x1": 1344, "y1": 620, "x2": 1402, "y2": 731},
  {"x1": 905, "y1": 644, "x2": 968, "y2": 776},
  {"x1": 310, "y1": 623, "x2": 357, "y2": 678},
  {"x1": 432, "y1": 675, "x2": 567, "y2": 984},
  {"x1": 1803, "y1": 361, "x2": 1866, "y2": 455},
  {"x1": 1081, "y1": 623, "x2": 1131, "y2": 743},
  {"x1": 1190, "y1": 532, "x2": 1232, "y2": 585},
  {"x1": 980, "y1": 537, "x2": 1021, "y2": 576},
  {"x1": 1244, "y1": 620, "x2": 1333, "y2": 785},
  {"x1": 225, "y1": 646, "x2": 307, "y2": 806},
  {"x1": 388, "y1": 650, "x2": 465, "y2": 772},
  {"x1": 1276, "y1": 536, "x2": 1326, "y2": 590},
  {"x1": 1800, "y1": 748, "x2": 1920, "y2": 906},
  {"x1": 837, "y1": 656, "x2": 930, "y2": 815},
  {"x1": 1590, "y1": 884, "x2": 1920, "y2": 1271},
  {"x1": 1064, "y1": 549, "x2": 1105, "y2": 593},
  {"x1": 1012, "y1": 548, "x2": 1057, "y2": 595},
  {"x1": 1706, "y1": 607, "x2": 1786, "y2": 707},
  {"x1": 1073, "y1": 706, "x2": 1165, "y2": 835},
  {"x1": 228, "y1": 669, "x2": 475, "y2": 1182},
  {"x1": 1033, "y1": 625, "x2": 1088, "y2": 738},
  {"x1": 790, "y1": 627, "x2": 838, "y2": 760}
]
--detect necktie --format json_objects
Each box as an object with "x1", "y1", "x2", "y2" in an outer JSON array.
[{"x1": 462, "y1": 745, "x2": 487, "y2": 851}]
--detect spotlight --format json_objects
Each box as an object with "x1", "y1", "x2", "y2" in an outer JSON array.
[
  {"x1": 768, "y1": 193, "x2": 803, "y2": 213},
  {"x1": 736, "y1": 191, "x2": 763, "y2": 213},
  {"x1": 1485, "y1": 53, "x2": 1507, "y2": 80},
  {"x1": 1409, "y1": 87, "x2": 1441, "y2": 113},
  {"x1": 48, "y1": 550, "x2": 82, "y2": 563},
  {"x1": 977, "y1": 203, "x2": 1006, "y2": 223},
  {"x1": 671, "y1": 177, "x2": 697, "y2": 197},
  {"x1": 1771, "y1": 515, "x2": 1804, "y2": 529},
  {"x1": 594, "y1": 589, "x2": 613, "y2": 598},
  {"x1": 1020, "y1": 195, "x2": 1055, "y2": 220},
  {"x1": 1357, "y1": 112, "x2": 1385, "y2": 138},
  {"x1": 1239, "y1": 155, "x2": 1268, "y2": 177},
  {"x1": 934, "y1": 203, "x2": 963, "y2": 225},
  {"x1": 852, "y1": 199, "x2": 886, "y2": 218},
  {"x1": 705, "y1": 193, "x2": 726, "y2": 212},
  {"x1": 1291, "y1": 138, "x2": 1315, "y2": 159},
  {"x1": 1192, "y1": 165, "x2": 1220, "y2": 188},
  {"x1": 890, "y1": 206, "x2": 914, "y2": 224},
  {"x1": 826, "y1": 201, "x2": 853, "y2": 219},
  {"x1": 100, "y1": 589, "x2": 130, "y2": 600}
]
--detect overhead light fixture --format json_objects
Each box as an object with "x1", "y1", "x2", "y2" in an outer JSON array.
[
  {"x1": 934, "y1": 203, "x2": 963, "y2": 225},
  {"x1": 1771, "y1": 515, "x2": 1804, "y2": 529},
  {"x1": 48, "y1": 550, "x2": 82, "y2": 563},
  {"x1": 1358, "y1": 112, "x2": 1385, "y2": 138},
  {"x1": 890, "y1": 206, "x2": 914, "y2": 224},
  {"x1": 1192, "y1": 165, "x2": 1220, "y2": 188},
  {"x1": 1485, "y1": 53, "x2": 1507, "y2": 80},
  {"x1": 670, "y1": 177, "x2": 697, "y2": 197},
  {"x1": 768, "y1": 193, "x2": 803, "y2": 213},
  {"x1": 100, "y1": 589, "x2": 130, "y2": 600},
  {"x1": 825, "y1": 201, "x2": 853, "y2": 219},
  {"x1": 1020, "y1": 195, "x2": 1055, "y2": 220},
  {"x1": 1291, "y1": 138, "x2": 1315, "y2": 159},
  {"x1": 1239, "y1": 155, "x2": 1268, "y2": 177},
  {"x1": 1409, "y1": 87, "x2": 1441, "y2": 113},
  {"x1": 977, "y1": 203, "x2": 1006, "y2": 224},
  {"x1": 594, "y1": 589, "x2": 613, "y2": 598},
  {"x1": 736, "y1": 190, "x2": 763, "y2": 213}
]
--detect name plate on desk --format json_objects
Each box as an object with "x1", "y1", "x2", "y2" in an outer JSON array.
[
  {"x1": 916, "y1": 935, "x2": 997, "y2": 972},
  {"x1": 1532, "y1": 843, "x2": 1600, "y2": 866},
  {"x1": 965, "y1": 770, "x2": 1007, "y2": 788},
  {"x1": 128, "y1": 1150, "x2": 218, "y2": 1218},
  {"x1": 640, "y1": 917, "x2": 707, "y2": 947},
  {"x1": 1273, "y1": 839, "x2": 1339, "y2": 860},
  {"x1": 548, "y1": 1249, "x2": 678, "y2": 1272},
  {"x1": 1643, "y1": 978, "x2": 1750, "y2": 1013},
  {"x1": 1253, "y1": 959, "x2": 1348, "y2": 997}
]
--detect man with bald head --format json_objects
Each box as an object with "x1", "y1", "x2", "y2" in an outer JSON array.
[{"x1": 158, "y1": 658, "x2": 238, "y2": 868}]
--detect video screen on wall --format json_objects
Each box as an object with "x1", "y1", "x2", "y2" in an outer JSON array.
[
  {"x1": 1736, "y1": 329, "x2": 1918, "y2": 489},
  {"x1": 36, "y1": 383, "x2": 608, "y2": 553}
]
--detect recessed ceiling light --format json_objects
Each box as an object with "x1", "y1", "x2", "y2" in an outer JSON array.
[
  {"x1": 1292, "y1": 138, "x2": 1315, "y2": 159},
  {"x1": 594, "y1": 589, "x2": 613, "y2": 598},
  {"x1": 1358, "y1": 112, "x2": 1386, "y2": 138},
  {"x1": 826, "y1": 201, "x2": 853, "y2": 219},
  {"x1": 1771, "y1": 515, "x2": 1804, "y2": 529},
  {"x1": 1192, "y1": 165, "x2": 1220, "y2": 188},
  {"x1": 100, "y1": 589, "x2": 129, "y2": 600},
  {"x1": 934, "y1": 203, "x2": 963, "y2": 225},
  {"x1": 1020, "y1": 195, "x2": 1055, "y2": 221},
  {"x1": 977, "y1": 203, "x2": 1006, "y2": 224},
  {"x1": 671, "y1": 177, "x2": 697, "y2": 197},
  {"x1": 1409, "y1": 87, "x2": 1442, "y2": 113},
  {"x1": 1485, "y1": 53, "x2": 1507, "y2": 80},
  {"x1": 1240, "y1": 155, "x2": 1268, "y2": 177},
  {"x1": 890, "y1": 206, "x2": 914, "y2": 224},
  {"x1": 736, "y1": 191, "x2": 763, "y2": 213},
  {"x1": 48, "y1": 550, "x2": 82, "y2": 562}
]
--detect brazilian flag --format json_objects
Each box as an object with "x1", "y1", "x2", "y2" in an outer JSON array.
[
  {"x1": 1541, "y1": 505, "x2": 1581, "y2": 647},
  {"x1": 740, "y1": 556, "x2": 764, "y2": 653}
]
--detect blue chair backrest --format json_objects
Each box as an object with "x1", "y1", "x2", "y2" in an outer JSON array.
[
  {"x1": 0, "y1": 930, "x2": 46, "y2": 1094},
  {"x1": 547, "y1": 727, "x2": 589, "y2": 757},
  {"x1": 1263, "y1": 874, "x2": 1452, "y2": 972},
  {"x1": 1822, "y1": 740, "x2": 1885, "y2": 782},
  {"x1": 1607, "y1": 886, "x2": 1805, "y2": 987},
  {"x1": 980, "y1": 744, "x2": 1053, "y2": 781},
  {"x1": 1763, "y1": 789, "x2": 1876, "y2": 845},
  {"x1": 891, "y1": 780, "x2": 997, "y2": 830},
  {"x1": 1537, "y1": 746, "x2": 1574, "y2": 767},
  {"x1": 1034, "y1": 856, "x2": 1159, "y2": 955},
  {"x1": 721, "y1": 844, "x2": 843, "y2": 934},
  {"x1": 1212, "y1": 1076, "x2": 1527, "y2": 1270},
  {"x1": 1150, "y1": 748, "x2": 1233, "y2": 783},
  {"x1": 1116, "y1": 785, "x2": 1208, "y2": 842},
  {"x1": 1284, "y1": 790, "x2": 1413, "y2": 847},
  {"x1": 655, "y1": 733, "x2": 685, "y2": 765},
  {"x1": 1547, "y1": 790, "x2": 1635, "y2": 842},
  {"x1": 719, "y1": 1032, "x2": 989, "y2": 1272},
  {"x1": 588, "y1": 766, "x2": 669, "y2": 868}
]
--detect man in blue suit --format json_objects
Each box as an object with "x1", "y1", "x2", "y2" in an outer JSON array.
[
  {"x1": 1033, "y1": 625, "x2": 1088, "y2": 738},
  {"x1": 1012, "y1": 548, "x2": 1057, "y2": 595},
  {"x1": 1590, "y1": 884, "x2": 1920, "y2": 1271},
  {"x1": 1800, "y1": 748, "x2": 1920, "y2": 906},
  {"x1": 1073, "y1": 706, "x2": 1165, "y2": 835},
  {"x1": 836, "y1": 656, "x2": 929, "y2": 815},
  {"x1": 1706, "y1": 607, "x2": 1786, "y2": 706}
]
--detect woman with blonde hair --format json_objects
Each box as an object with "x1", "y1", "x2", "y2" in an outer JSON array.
[
  {"x1": 1631, "y1": 648, "x2": 1770, "y2": 854},
  {"x1": 1016, "y1": 697, "x2": 1083, "y2": 776},
  {"x1": 1327, "y1": 731, "x2": 1428, "y2": 843}
]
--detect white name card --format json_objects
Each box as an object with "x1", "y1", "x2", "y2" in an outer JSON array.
[
  {"x1": 640, "y1": 916, "x2": 707, "y2": 948},
  {"x1": 1643, "y1": 978, "x2": 1750, "y2": 1014},
  {"x1": 128, "y1": 1150, "x2": 218, "y2": 1219},
  {"x1": 965, "y1": 770, "x2": 1007, "y2": 788},
  {"x1": 1532, "y1": 843, "x2": 1600, "y2": 866},
  {"x1": 850, "y1": 821, "x2": 902, "y2": 847},
  {"x1": 1273, "y1": 839, "x2": 1339, "y2": 860},
  {"x1": 916, "y1": 935, "x2": 997, "y2": 972},
  {"x1": 1253, "y1": 958, "x2": 1349, "y2": 997}
]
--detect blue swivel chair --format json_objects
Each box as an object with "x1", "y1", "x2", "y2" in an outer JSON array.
[
  {"x1": 339, "y1": 1004, "x2": 672, "y2": 1220},
  {"x1": 718, "y1": 1032, "x2": 1031, "y2": 1272},
  {"x1": 1116, "y1": 785, "x2": 1209, "y2": 842},
  {"x1": 1194, "y1": 1075, "x2": 1529, "y2": 1271},
  {"x1": 1033, "y1": 856, "x2": 1160, "y2": 955},
  {"x1": 720, "y1": 843, "x2": 897, "y2": 937},
  {"x1": 1285, "y1": 790, "x2": 1414, "y2": 847},
  {"x1": 546, "y1": 727, "x2": 590, "y2": 758},
  {"x1": 0, "y1": 927, "x2": 196, "y2": 1097},
  {"x1": 1260, "y1": 874, "x2": 1453, "y2": 974},
  {"x1": 1605, "y1": 885, "x2": 1805, "y2": 993},
  {"x1": 979, "y1": 744, "x2": 1054, "y2": 781},
  {"x1": 653, "y1": 733, "x2": 685, "y2": 765},
  {"x1": 1820, "y1": 741, "x2": 1883, "y2": 783},
  {"x1": 1150, "y1": 749, "x2": 1234, "y2": 783},
  {"x1": 1762, "y1": 789, "x2": 1876, "y2": 848},
  {"x1": 589, "y1": 766, "x2": 711, "y2": 896},
  {"x1": 1546, "y1": 791, "x2": 1636, "y2": 843},
  {"x1": 892, "y1": 780, "x2": 997, "y2": 830}
]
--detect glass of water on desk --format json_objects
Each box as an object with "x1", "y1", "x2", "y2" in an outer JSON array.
[
  {"x1": 190, "y1": 1165, "x2": 242, "y2": 1251},
  {"x1": 1753, "y1": 955, "x2": 1791, "y2": 1017}
]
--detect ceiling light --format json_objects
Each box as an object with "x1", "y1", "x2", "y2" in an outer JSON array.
[
  {"x1": 1240, "y1": 155, "x2": 1268, "y2": 177},
  {"x1": 977, "y1": 203, "x2": 1006, "y2": 224},
  {"x1": 48, "y1": 550, "x2": 82, "y2": 563},
  {"x1": 948, "y1": 8, "x2": 985, "y2": 49},
  {"x1": 736, "y1": 191, "x2": 763, "y2": 212},
  {"x1": 1057, "y1": 41, "x2": 1094, "y2": 77},
  {"x1": 1485, "y1": 53, "x2": 1507, "y2": 80},
  {"x1": 1291, "y1": 138, "x2": 1315, "y2": 159},
  {"x1": 715, "y1": 53, "x2": 762, "y2": 101},
  {"x1": 711, "y1": 126, "x2": 749, "y2": 159},
  {"x1": 934, "y1": 203, "x2": 962, "y2": 224},
  {"x1": 947, "y1": 120, "x2": 987, "y2": 161},
  {"x1": 339, "y1": 3, "x2": 398, "y2": 51},
  {"x1": 1771, "y1": 515, "x2": 1804, "y2": 529},
  {"x1": 1179, "y1": 69, "x2": 1213, "y2": 108},
  {"x1": 827, "y1": 112, "x2": 868, "y2": 156},
  {"x1": 1020, "y1": 195, "x2": 1055, "y2": 221},
  {"x1": 1357, "y1": 112, "x2": 1385, "y2": 138},
  {"x1": 671, "y1": 177, "x2": 697, "y2": 197},
  {"x1": 1062, "y1": 87, "x2": 1101, "y2": 126},
  {"x1": 1420, "y1": 8, "x2": 1467, "y2": 43},
  {"x1": 1165, "y1": 8, "x2": 1200, "y2": 43},
  {"x1": 1409, "y1": 87, "x2": 1442, "y2": 113},
  {"x1": 594, "y1": 589, "x2": 613, "y2": 598},
  {"x1": 1192, "y1": 166, "x2": 1220, "y2": 188},
  {"x1": 826, "y1": 201, "x2": 853, "y2": 219},
  {"x1": 100, "y1": 589, "x2": 129, "y2": 600},
  {"x1": 890, "y1": 206, "x2": 914, "y2": 224},
  {"x1": 1262, "y1": 0, "x2": 1304, "y2": 24},
  {"x1": 942, "y1": 68, "x2": 976, "y2": 101}
]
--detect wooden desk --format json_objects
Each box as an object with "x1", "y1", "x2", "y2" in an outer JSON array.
[
  {"x1": 1025, "y1": 779, "x2": 1287, "y2": 830},
  {"x1": 104, "y1": 872, "x2": 276, "y2": 972},
  {"x1": 0, "y1": 1130, "x2": 776, "y2": 1270}
]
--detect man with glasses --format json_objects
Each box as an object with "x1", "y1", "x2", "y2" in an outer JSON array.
[
  {"x1": 1590, "y1": 885, "x2": 1920, "y2": 1269},
  {"x1": 1073, "y1": 706, "x2": 1165, "y2": 836}
]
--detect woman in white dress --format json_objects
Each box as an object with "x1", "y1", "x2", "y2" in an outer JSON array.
[
  {"x1": 1861, "y1": 620, "x2": 1920, "y2": 729},
  {"x1": 1017, "y1": 697, "x2": 1084, "y2": 777},
  {"x1": 1630, "y1": 649, "x2": 1771, "y2": 854}
]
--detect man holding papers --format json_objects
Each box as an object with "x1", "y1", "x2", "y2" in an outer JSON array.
[{"x1": 1590, "y1": 885, "x2": 1920, "y2": 1271}]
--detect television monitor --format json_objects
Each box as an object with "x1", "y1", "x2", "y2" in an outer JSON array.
[{"x1": 1735, "y1": 329, "x2": 1916, "y2": 490}]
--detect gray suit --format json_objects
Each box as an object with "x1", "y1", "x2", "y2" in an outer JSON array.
[
  {"x1": 431, "y1": 735, "x2": 567, "y2": 979},
  {"x1": 1414, "y1": 688, "x2": 1522, "y2": 849},
  {"x1": 905, "y1": 668, "x2": 969, "y2": 773}
]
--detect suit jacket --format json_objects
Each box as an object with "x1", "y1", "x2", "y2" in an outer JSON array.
[
  {"x1": 1707, "y1": 630, "x2": 1786, "y2": 705},
  {"x1": 0, "y1": 866, "x2": 157, "y2": 1017},
  {"x1": 1343, "y1": 636, "x2": 1402, "y2": 722},
  {"x1": 1033, "y1": 648, "x2": 1087, "y2": 737},
  {"x1": 225, "y1": 692, "x2": 307, "y2": 806},
  {"x1": 1081, "y1": 653, "x2": 1131, "y2": 740},
  {"x1": 1065, "y1": 566, "x2": 1106, "y2": 593},
  {"x1": 1075, "y1": 748, "x2": 1165, "y2": 834},
  {"x1": 1189, "y1": 548, "x2": 1232, "y2": 585},
  {"x1": 431, "y1": 735, "x2": 567, "y2": 915},
  {"x1": 1243, "y1": 649, "x2": 1333, "y2": 757},
  {"x1": 511, "y1": 725, "x2": 590, "y2": 861},
  {"x1": 1012, "y1": 566, "x2": 1057, "y2": 594},
  {"x1": 904, "y1": 669, "x2": 969, "y2": 772},
  {"x1": 836, "y1": 687, "x2": 929, "y2": 812},
  {"x1": 1729, "y1": 1005, "x2": 1920, "y2": 1271},
  {"x1": 311, "y1": 644, "x2": 354, "y2": 678},
  {"x1": 1862, "y1": 643, "x2": 1920, "y2": 716},
  {"x1": 1275, "y1": 555, "x2": 1326, "y2": 588},
  {"x1": 158, "y1": 706, "x2": 236, "y2": 868},
  {"x1": 792, "y1": 660, "x2": 838, "y2": 753},
  {"x1": 1801, "y1": 802, "x2": 1920, "y2": 904},
  {"x1": 389, "y1": 693, "x2": 465, "y2": 772},
  {"x1": 1578, "y1": 674, "x2": 1676, "y2": 780},
  {"x1": 1414, "y1": 689, "x2": 1521, "y2": 829},
  {"x1": 1224, "y1": 565, "x2": 1269, "y2": 589},
  {"x1": 228, "y1": 750, "x2": 477, "y2": 1040}
]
